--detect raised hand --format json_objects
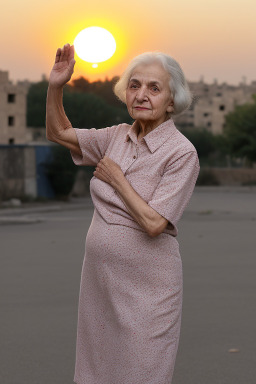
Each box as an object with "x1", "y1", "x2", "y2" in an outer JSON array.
[{"x1": 49, "y1": 44, "x2": 76, "y2": 88}]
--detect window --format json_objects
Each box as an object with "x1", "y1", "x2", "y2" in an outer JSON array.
[
  {"x1": 8, "y1": 94, "x2": 16, "y2": 103},
  {"x1": 219, "y1": 105, "x2": 225, "y2": 111},
  {"x1": 216, "y1": 92, "x2": 222, "y2": 97},
  {"x1": 204, "y1": 112, "x2": 209, "y2": 117},
  {"x1": 9, "y1": 138, "x2": 15, "y2": 144},
  {"x1": 207, "y1": 122, "x2": 212, "y2": 127},
  {"x1": 8, "y1": 116, "x2": 15, "y2": 126}
]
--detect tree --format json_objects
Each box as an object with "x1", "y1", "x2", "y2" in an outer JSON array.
[
  {"x1": 70, "y1": 76, "x2": 124, "y2": 108},
  {"x1": 181, "y1": 128, "x2": 216, "y2": 158},
  {"x1": 223, "y1": 95, "x2": 256, "y2": 165},
  {"x1": 63, "y1": 91, "x2": 132, "y2": 128},
  {"x1": 181, "y1": 127, "x2": 230, "y2": 166},
  {"x1": 26, "y1": 80, "x2": 49, "y2": 127},
  {"x1": 27, "y1": 79, "x2": 132, "y2": 128}
]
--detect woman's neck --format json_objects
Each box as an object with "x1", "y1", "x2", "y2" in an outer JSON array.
[{"x1": 136, "y1": 115, "x2": 170, "y2": 139}]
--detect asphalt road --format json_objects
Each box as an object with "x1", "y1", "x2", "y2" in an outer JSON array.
[{"x1": 0, "y1": 187, "x2": 255, "y2": 384}]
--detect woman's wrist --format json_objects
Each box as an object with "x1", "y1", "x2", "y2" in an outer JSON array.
[
  {"x1": 112, "y1": 173, "x2": 130, "y2": 193},
  {"x1": 48, "y1": 83, "x2": 64, "y2": 93}
]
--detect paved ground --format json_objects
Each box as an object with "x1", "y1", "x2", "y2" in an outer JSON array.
[{"x1": 0, "y1": 187, "x2": 255, "y2": 384}]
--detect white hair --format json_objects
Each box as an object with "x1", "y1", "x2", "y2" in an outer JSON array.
[{"x1": 114, "y1": 52, "x2": 192, "y2": 116}]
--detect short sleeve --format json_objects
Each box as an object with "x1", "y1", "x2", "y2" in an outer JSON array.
[
  {"x1": 148, "y1": 150, "x2": 200, "y2": 228},
  {"x1": 70, "y1": 125, "x2": 118, "y2": 166}
]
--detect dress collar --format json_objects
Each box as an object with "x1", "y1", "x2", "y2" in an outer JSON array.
[{"x1": 125, "y1": 118, "x2": 176, "y2": 153}]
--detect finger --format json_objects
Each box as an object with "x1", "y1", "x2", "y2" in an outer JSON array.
[
  {"x1": 97, "y1": 161, "x2": 111, "y2": 177},
  {"x1": 69, "y1": 58, "x2": 76, "y2": 73},
  {"x1": 96, "y1": 164, "x2": 112, "y2": 180},
  {"x1": 68, "y1": 46, "x2": 76, "y2": 70},
  {"x1": 100, "y1": 158, "x2": 121, "y2": 174},
  {"x1": 62, "y1": 44, "x2": 69, "y2": 61},
  {"x1": 68, "y1": 45, "x2": 75, "y2": 60},
  {"x1": 70, "y1": 45, "x2": 76, "y2": 69},
  {"x1": 101, "y1": 155, "x2": 111, "y2": 164},
  {"x1": 99, "y1": 157, "x2": 113, "y2": 168},
  {"x1": 60, "y1": 43, "x2": 70, "y2": 61},
  {"x1": 94, "y1": 170, "x2": 111, "y2": 183},
  {"x1": 55, "y1": 48, "x2": 61, "y2": 63},
  {"x1": 63, "y1": 43, "x2": 70, "y2": 57},
  {"x1": 96, "y1": 164, "x2": 108, "y2": 175},
  {"x1": 59, "y1": 47, "x2": 65, "y2": 62}
]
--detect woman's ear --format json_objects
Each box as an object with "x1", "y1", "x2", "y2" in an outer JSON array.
[{"x1": 167, "y1": 101, "x2": 174, "y2": 113}]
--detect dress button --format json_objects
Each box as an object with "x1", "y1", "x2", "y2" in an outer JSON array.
[{"x1": 133, "y1": 155, "x2": 136, "y2": 159}]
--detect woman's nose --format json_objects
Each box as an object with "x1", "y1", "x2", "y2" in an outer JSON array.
[{"x1": 136, "y1": 87, "x2": 148, "y2": 102}]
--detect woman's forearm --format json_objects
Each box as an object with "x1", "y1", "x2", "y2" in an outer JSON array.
[
  {"x1": 46, "y1": 85, "x2": 81, "y2": 154},
  {"x1": 46, "y1": 85, "x2": 71, "y2": 141},
  {"x1": 114, "y1": 177, "x2": 168, "y2": 237}
]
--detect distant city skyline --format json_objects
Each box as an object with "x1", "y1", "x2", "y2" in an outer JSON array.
[{"x1": 2, "y1": 0, "x2": 256, "y2": 85}]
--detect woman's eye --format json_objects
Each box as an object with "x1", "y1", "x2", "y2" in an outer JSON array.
[
  {"x1": 151, "y1": 86, "x2": 159, "y2": 92},
  {"x1": 130, "y1": 84, "x2": 138, "y2": 89}
]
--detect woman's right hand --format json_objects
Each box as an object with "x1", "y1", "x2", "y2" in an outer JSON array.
[{"x1": 48, "y1": 44, "x2": 76, "y2": 89}]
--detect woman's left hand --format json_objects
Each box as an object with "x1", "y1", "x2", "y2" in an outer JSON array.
[{"x1": 94, "y1": 156, "x2": 125, "y2": 190}]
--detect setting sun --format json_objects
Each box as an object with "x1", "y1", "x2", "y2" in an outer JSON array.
[{"x1": 74, "y1": 26, "x2": 116, "y2": 67}]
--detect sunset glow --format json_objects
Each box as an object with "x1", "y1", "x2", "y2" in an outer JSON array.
[{"x1": 1, "y1": 0, "x2": 256, "y2": 84}]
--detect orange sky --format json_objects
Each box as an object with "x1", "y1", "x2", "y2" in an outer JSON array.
[{"x1": 1, "y1": 0, "x2": 256, "y2": 85}]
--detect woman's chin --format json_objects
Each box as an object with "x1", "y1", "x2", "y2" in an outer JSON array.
[{"x1": 132, "y1": 111, "x2": 153, "y2": 121}]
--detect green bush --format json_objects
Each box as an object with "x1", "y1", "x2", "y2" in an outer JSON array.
[
  {"x1": 181, "y1": 128, "x2": 229, "y2": 166},
  {"x1": 223, "y1": 94, "x2": 256, "y2": 164}
]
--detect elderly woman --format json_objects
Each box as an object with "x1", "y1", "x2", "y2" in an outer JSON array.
[{"x1": 46, "y1": 43, "x2": 199, "y2": 384}]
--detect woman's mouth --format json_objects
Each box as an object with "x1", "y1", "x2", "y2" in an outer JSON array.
[{"x1": 134, "y1": 107, "x2": 150, "y2": 110}]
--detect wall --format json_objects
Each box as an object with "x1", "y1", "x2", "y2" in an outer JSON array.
[
  {"x1": 0, "y1": 145, "x2": 54, "y2": 201},
  {"x1": 201, "y1": 167, "x2": 256, "y2": 186}
]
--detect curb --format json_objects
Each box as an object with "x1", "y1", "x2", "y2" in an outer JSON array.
[{"x1": 0, "y1": 197, "x2": 94, "y2": 225}]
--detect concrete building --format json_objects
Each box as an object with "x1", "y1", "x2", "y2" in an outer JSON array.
[
  {"x1": 0, "y1": 71, "x2": 54, "y2": 200},
  {"x1": 0, "y1": 70, "x2": 30, "y2": 144},
  {"x1": 174, "y1": 79, "x2": 256, "y2": 134}
]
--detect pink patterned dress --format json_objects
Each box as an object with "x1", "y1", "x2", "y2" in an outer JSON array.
[{"x1": 71, "y1": 118, "x2": 199, "y2": 384}]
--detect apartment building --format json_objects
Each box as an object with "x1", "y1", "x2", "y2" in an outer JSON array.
[
  {"x1": 174, "y1": 79, "x2": 256, "y2": 134},
  {"x1": 0, "y1": 70, "x2": 29, "y2": 144}
]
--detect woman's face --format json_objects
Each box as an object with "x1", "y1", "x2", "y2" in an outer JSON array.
[{"x1": 126, "y1": 61, "x2": 174, "y2": 128}]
